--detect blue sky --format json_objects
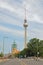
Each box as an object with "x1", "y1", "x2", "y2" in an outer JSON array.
[{"x1": 0, "y1": 0, "x2": 43, "y2": 54}]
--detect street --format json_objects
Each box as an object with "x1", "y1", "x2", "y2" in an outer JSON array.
[{"x1": 0, "y1": 58, "x2": 43, "y2": 65}]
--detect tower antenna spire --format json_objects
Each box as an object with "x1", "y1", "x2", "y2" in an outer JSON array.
[
  {"x1": 24, "y1": 5, "x2": 27, "y2": 23},
  {"x1": 25, "y1": 7, "x2": 26, "y2": 20}
]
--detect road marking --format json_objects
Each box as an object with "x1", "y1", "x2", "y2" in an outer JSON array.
[{"x1": 18, "y1": 59, "x2": 27, "y2": 65}]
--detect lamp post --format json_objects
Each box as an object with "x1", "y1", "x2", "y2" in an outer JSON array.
[
  {"x1": 37, "y1": 45, "x2": 39, "y2": 60},
  {"x1": 36, "y1": 40, "x2": 39, "y2": 60}
]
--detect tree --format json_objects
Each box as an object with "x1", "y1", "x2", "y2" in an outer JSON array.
[
  {"x1": 27, "y1": 38, "x2": 40, "y2": 56},
  {"x1": 20, "y1": 48, "x2": 29, "y2": 58},
  {"x1": 0, "y1": 52, "x2": 4, "y2": 57},
  {"x1": 39, "y1": 40, "x2": 43, "y2": 57},
  {"x1": 27, "y1": 38, "x2": 43, "y2": 57},
  {"x1": 15, "y1": 38, "x2": 43, "y2": 58}
]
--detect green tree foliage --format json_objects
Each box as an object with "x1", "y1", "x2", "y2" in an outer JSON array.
[
  {"x1": 39, "y1": 40, "x2": 43, "y2": 57},
  {"x1": 0, "y1": 52, "x2": 4, "y2": 57},
  {"x1": 27, "y1": 38, "x2": 43, "y2": 57},
  {"x1": 19, "y1": 38, "x2": 43, "y2": 57},
  {"x1": 19, "y1": 48, "x2": 33, "y2": 58},
  {"x1": 15, "y1": 38, "x2": 43, "y2": 58},
  {"x1": 20, "y1": 48, "x2": 29, "y2": 57}
]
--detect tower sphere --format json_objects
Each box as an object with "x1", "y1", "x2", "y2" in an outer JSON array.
[{"x1": 23, "y1": 20, "x2": 28, "y2": 27}]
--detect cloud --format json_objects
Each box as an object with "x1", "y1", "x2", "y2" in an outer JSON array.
[
  {"x1": 28, "y1": 28, "x2": 43, "y2": 40},
  {"x1": 23, "y1": 0, "x2": 43, "y2": 24},
  {"x1": 0, "y1": 0, "x2": 43, "y2": 40},
  {"x1": 0, "y1": 0, "x2": 43, "y2": 25},
  {"x1": 0, "y1": 1, "x2": 24, "y2": 17},
  {"x1": 0, "y1": 25, "x2": 24, "y2": 37},
  {"x1": 29, "y1": 14, "x2": 43, "y2": 23},
  {"x1": 0, "y1": 1, "x2": 24, "y2": 27},
  {"x1": 0, "y1": 1, "x2": 16, "y2": 13},
  {"x1": 0, "y1": 13, "x2": 23, "y2": 28}
]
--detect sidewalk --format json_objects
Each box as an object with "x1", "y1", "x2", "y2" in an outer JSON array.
[
  {"x1": 33, "y1": 57, "x2": 43, "y2": 61},
  {"x1": 0, "y1": 58, "x2": 9, "y2": 63}
]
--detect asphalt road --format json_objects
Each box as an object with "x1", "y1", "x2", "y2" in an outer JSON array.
[{"x1": 0, "y1": 58, "x2": 43, "y2": 65}]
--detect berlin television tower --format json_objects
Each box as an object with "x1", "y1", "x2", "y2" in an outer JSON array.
[{"x1": 23, "y1": 8, "x2": 28, "y2": 48}]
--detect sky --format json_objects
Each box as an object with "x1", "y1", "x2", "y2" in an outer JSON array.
[{"x1": 0, "y1": 0, "x2": 43, "y2": 54}]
